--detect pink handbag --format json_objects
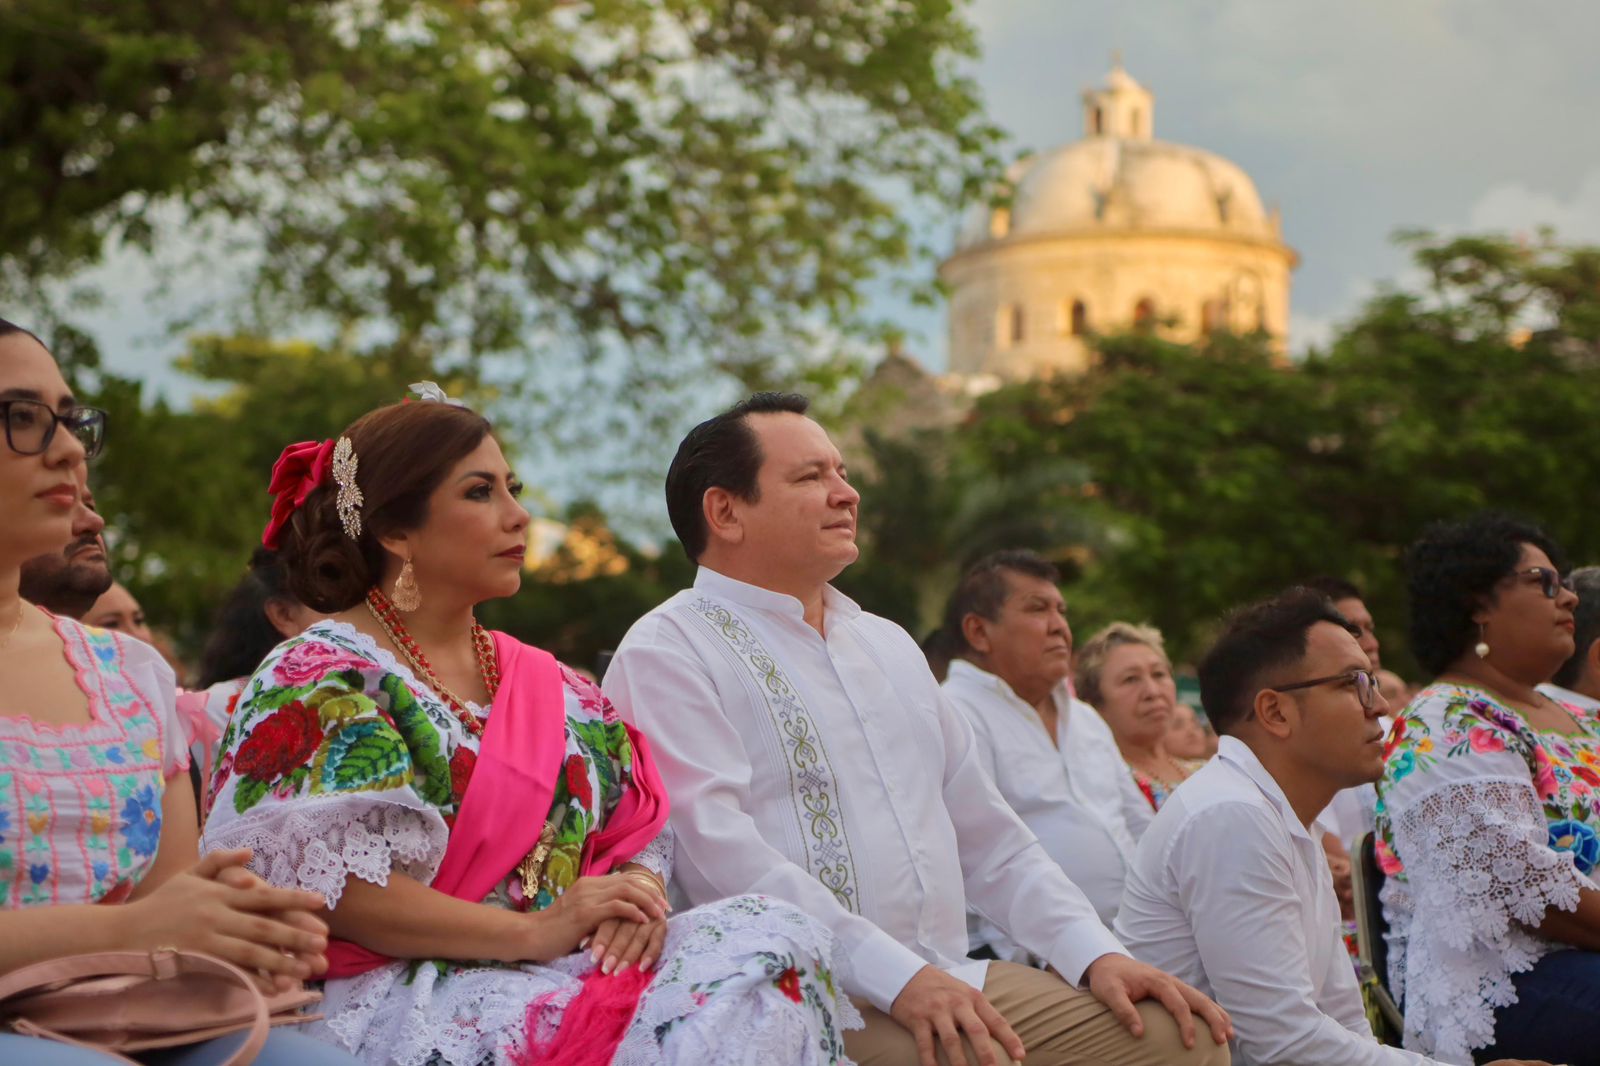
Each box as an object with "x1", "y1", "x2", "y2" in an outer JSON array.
[{"x1": 0, "y1": 948, "x2": 321, "y2": 1065}]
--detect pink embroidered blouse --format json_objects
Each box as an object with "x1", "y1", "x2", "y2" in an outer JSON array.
[{"x1": 0, "y1": 612, "x2": 188, "y2": 908}]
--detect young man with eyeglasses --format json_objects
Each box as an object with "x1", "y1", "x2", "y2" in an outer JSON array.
[{"x1": 1113, "y1": 588, "x2": 1547, "y2": 1066}]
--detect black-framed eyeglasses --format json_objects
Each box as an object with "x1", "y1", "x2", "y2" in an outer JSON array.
[
  {"x1": 1271, "y1": 668, "x2": 1379, "y2": 710},
  {"x1": 1, "y1": 400, "x2": 106, "y2": 461},
  {"x1": 1512, "y1": 566, "x2": 1573, "y2": 600}
]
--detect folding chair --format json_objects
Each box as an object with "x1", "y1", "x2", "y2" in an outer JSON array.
[{"x1": 1351, "y1": 831, "x2": 1404, "y2": 1044}]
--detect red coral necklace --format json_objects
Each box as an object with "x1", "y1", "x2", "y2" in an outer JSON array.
[{"x1": 365, "y1": 587, "x2": 499, "y2": 736}]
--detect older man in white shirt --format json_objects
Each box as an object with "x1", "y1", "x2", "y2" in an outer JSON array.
[
  {"x1": 1114, "y1": 588, "x2": 1546, "y2": 1066},
  {"x1": 939, "y1": 549, "x2": 1148, "y2": 933},
  {"x1": 606, "y1": 392, "x2": 1230, "y2": 1066},
  {"x1": 1539, "y1": 566, "x2": 1600, "y2": 713}
]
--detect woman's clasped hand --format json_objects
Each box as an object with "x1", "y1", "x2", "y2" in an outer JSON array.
[
  {"x1": 540, "y1": 872, "x2": 669, "y2": 975},
  {"x1": 127, "y1": 848, "x2": 330, "y2": 993}
]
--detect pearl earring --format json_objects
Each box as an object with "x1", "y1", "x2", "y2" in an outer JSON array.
[{"x1": 1474, "y1": 624, "x2": 1490, "y2": 659}]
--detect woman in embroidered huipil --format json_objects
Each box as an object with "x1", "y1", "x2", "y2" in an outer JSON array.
[
  {"x1": 1377, "y1": 514, "x2": 1600, "y2": 1065},
  {"x1": 200, "y1": 396, "x2": 856, "y2": 1066},
  {"x1": 0, "y1": 319, "x2": 352, "y2": 1065}
]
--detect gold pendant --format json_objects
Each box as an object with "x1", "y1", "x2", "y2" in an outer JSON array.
[{"x1": 518, "y1": 807, "x2": 567, "y2": 899}]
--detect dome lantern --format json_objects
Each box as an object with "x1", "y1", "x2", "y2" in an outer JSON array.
[{"x1": 1082, "y1": 54, "x2": 1153, "y2": 142}]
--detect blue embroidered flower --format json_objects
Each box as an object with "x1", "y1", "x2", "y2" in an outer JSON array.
[
  {"x1": 1387, "y1": 749, "x2": 1416, "y2": 782},
  {"x1": 120, "y1": 784, "x2": 162, "y2": 858},
  {"x1": 92, "y1": 860, "x2": 109, "y2": 882},
  {"x1": 1548, "y1": 819, "x2": 1600, "y2": 874},
  {"x1": 29, "y1": 863, "x2": 49, "y2": 885},
  {"x1": 0, "y1": 808, "x2": 10, "y2": 845},
  {"x1": 103, "y1": 746, "x2": 125, "y2": 765}
]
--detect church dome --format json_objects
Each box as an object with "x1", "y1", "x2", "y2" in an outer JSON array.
[{"x1": 954, "y1": 62, "x2": 1281, "y2": 252}]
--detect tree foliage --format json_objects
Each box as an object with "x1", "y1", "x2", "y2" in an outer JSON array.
[
  {"x1": 842, "y1": 232, "x2": 1600, "y2": 676},
  {"x1": 3, "y1": 0, "x2": 997, "y2": 398}
]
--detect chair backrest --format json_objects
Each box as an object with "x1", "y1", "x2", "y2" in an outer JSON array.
[{"x1": 1353, "y1": 831, "x2": 1389, "y2": 984}]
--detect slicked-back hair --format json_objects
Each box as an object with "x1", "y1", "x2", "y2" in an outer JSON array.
[
  {"x1": 1550, "y1": 566, "x2": 1600, "y2": 690},
  {"x1": 1404, "y1": 513, "x2": 1567, "y2": 676},
  {"x1": 0, "y1": 318, "x2": 42, "y2": 345},
  {"x1": 1197, "y1": 587, "x2": 1360, "y2": 738},
  {"x1": 1301, "y1": 575, "x2": 1363, "y2": 604},
  {"x1": 942, "y1": 549, "x2": 1061, "y2": 655},
  {"x1": 665, "y1": 391, "x2": 811, "y2": 561}
]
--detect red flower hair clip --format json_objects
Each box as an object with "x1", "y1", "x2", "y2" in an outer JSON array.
[{"x1": 261, "y1": 439, "x2": 337, "y2": 549}]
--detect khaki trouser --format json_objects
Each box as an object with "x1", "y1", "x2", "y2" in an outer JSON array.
[{"x1": 844, "y1": 962, "x2": 1231, "y2": 1066}]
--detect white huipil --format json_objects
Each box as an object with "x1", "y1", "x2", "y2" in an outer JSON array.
[
  {"x1": 604, "y1": 568, "x2": 1127, "y2": 1012},
  {"x1": 941, "y1": 659, "x2": 1145, "y2": 931}
]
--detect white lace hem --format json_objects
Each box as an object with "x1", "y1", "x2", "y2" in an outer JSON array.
[
  {"x1": 629, "y1": 826, "x2": 675, "y2": 884},
  {"x1": 202, "y1": 796, "x2": 449, "y2": 908},
  {"x1": 1384, "y1": 774, "x2": 1591, "y2": 1061},
  {"x1": 312, "y1": 894, "x2": 860, "y2": 1066}
]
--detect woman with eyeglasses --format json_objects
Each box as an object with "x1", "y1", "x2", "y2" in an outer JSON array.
[
  {"x1": 1377, "y1": 512, "x2": 1600, "y2": 1065},
  {"x1": 0, "y1": 319, "x2": 357, "y2": 1064}
]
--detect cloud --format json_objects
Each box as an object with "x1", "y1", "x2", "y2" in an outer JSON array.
[{"x1": 1465, "y1": 168, "x2": 1600, "y2": 244}]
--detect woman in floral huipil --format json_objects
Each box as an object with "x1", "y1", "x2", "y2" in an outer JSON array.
[
  {"x1": 201, "y1": 396, "x2": 856, "y2": 1066},
  {"x1": 0, "y1": 319, "x2": 353, "y2": 1065},
  {"x1": 1377, "y1": 513, "x2": 1600, "y2": 1065}
]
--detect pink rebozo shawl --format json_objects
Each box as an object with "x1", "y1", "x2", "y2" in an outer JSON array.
[{"x1": 324, "y1": 631, "x2": 669, "y2": 984}]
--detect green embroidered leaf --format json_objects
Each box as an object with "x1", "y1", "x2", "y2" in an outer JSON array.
[
  {"x1": 379, "y1": 674, "x2": 453, "y2": 806},
  {"x1": 570, "y1": 719, "x2": 625, "y2": 800},
  {"x1": 307, "y1": 685, "x2": 381, "y2": 730},
  {"x1": 310, "y1": 720, "x2": 410, "y2": 794},
  {"x1": 543, "y1": 838, "x2": 582, "y2": 895},
  {"x1": 232, "y1": 776, "x2": 270, "y2": 813},
  {"x1": 242, "y1": 681, "x2": 317, "y2": 720}
]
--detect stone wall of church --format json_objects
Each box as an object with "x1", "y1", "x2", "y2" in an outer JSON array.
[{"x1": 941, "y1": 230, "x2": 1294, "y2": 378}]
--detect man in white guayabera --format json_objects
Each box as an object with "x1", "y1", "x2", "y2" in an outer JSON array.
[
  {"x1": 604, "y1": 392, "x2": 1232, "y2": 1066},
  {"x1": 1114, "y1": 587, "x2": 1549, "y2": 1066}
]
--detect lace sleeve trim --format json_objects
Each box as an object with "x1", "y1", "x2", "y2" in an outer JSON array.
[
  {"x1": 202, "y1": 797, "x2": 450, "y2": 909},
  {"x1": 628, "y1": 826, "x2": 674, "y2": 884},
  {"x1": 1385, "y1": 774, "x2": 1590, "y2": 1059}
]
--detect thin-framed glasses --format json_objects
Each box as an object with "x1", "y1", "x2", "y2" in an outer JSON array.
[
  {"x1": 1512, "y1": 566, "x2": 1573, "y2": 600},
  {"x1": 1272, "y1": 668, "x2": 1378, "y2": 710},
  {"x1": 1, "y1": 400, "x2": 106, "y2": 461}
]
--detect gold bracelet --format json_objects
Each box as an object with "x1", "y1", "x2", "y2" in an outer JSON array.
[{"x1": 620, "y1": 869, "x2": 666, "y2": 897}]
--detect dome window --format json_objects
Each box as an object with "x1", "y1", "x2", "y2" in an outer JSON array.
[
  {"x1": 1065, "y1": 299, "x2": 1089, "y2": 336},
  {"x1": 997, "y1": 303, "x2": 1026, "y2": 349},
  {"x1": 1133, "y1": 297, "x2": 1157, "y2": 332}
]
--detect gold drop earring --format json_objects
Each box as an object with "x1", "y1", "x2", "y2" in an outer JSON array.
[{"x1": 392, "y1": 556, "x2": 422, "y2": 612}]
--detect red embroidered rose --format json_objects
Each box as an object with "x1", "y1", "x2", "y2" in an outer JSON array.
[
  {"x1": 1575, "y1": 764, "x2": 1600, "y2": 788},
  {"x1": 234, "y1": 702, "x2": 324, "y2": 781},
  {"x1": 564, "y1": 754, "x2": 593, "y2": 809},
  {"x1": 450, "y1": 746, "x2": 478, "y2": 802},
  {"x1": 776, "y1": 967, "x2": 803, "y2": 1003},
  {"x1": 273, "y1": 641, "x2": 371, "y2": 688}
]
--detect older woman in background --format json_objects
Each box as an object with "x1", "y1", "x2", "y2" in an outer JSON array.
[
  {"x1": 1379, "y1": 513, "x2": 1600, "y2": 1065},
  {"x1": 1076, "y1": 622, "x2": 1204, "y2": 812}
]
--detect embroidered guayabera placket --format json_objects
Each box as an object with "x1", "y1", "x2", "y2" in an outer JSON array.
[{"x1": 688, "y1": 598, "x2": 861, "y2": 913}]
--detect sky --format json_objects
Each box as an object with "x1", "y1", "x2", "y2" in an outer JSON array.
[
  {"x1": 893, "y1": 0, "x2": 1600, "y2": 368},
  {"x1": 67, "y1": 0, "x2": 1600, "y2": 391}
]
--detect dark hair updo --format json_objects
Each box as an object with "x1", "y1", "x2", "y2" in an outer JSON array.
[
  {"x1": 278, "y1": 401, "x2": 492, "y2": 612},
  {"x1": 1404, "y1": 512, "x2": 1567, "y2": 676}
]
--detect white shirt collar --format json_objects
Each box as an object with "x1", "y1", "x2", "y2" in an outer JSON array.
[
  {"x1": 945, "y1": 658, "x2": 1069, "y2": 718},
  {"x1": 1214, "y1": 735, "x2": 1316, "y2": 845},
  {"x1": 693, "y1": 566, "x2": 862, "y2": 624}
]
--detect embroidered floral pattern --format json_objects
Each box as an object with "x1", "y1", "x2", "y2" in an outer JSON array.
[
  {"x1": 1377, "y1": 686, "x2": 1600, "y2": 875},
  {"x1": 1, "y1": 620, "x2": 179, "y2": 908}
]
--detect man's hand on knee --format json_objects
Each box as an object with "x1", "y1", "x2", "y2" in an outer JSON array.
[
  {"x1": 889, "y1": 964, "x2": 1026, "y2": 1066},
  {"x1": 1084, "y1": 953, "x2": 1233, "y2": 1049}
]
